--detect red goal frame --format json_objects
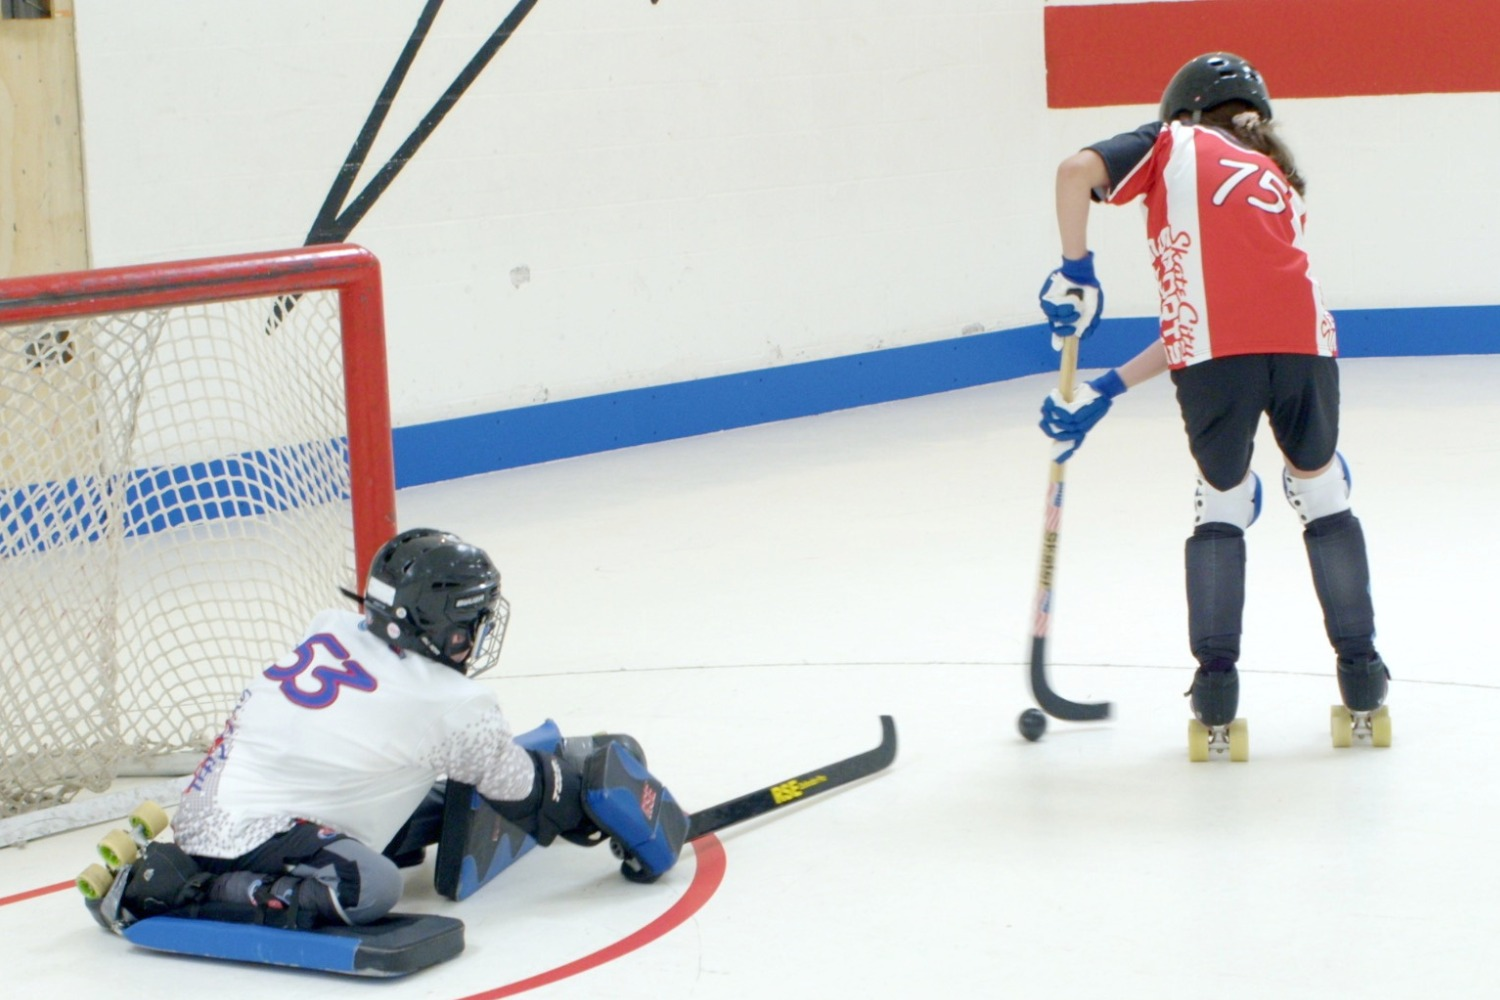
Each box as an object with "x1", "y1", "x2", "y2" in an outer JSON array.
[{"x1": 0, "y1": 243, "x2": 396, "y2": 580}]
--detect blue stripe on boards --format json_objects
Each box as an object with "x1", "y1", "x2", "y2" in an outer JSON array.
[
  {"x1": 2, "y1": 305, "x2": 1489, "y2": 524},
  {"x1": 393, "y1": 304, "x2": 1498, "y2": 487}
]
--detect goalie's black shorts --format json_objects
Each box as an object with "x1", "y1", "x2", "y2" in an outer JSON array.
[{"x1": 1170, "y1": 353, "x2": 1340, "y2": 491}]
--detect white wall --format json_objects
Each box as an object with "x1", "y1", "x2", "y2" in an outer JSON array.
[{"x1": 70, "y1": 1, "x2": 1500, "y2": 430}]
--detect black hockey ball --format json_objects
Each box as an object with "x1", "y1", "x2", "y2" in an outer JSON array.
[{"x1": 1018, "y1": 708, "x2": 1047, "y2": 742}]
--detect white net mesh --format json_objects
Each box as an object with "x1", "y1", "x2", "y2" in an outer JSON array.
[{"x1": 1, "y1": 289, "x2": 361, "y2": 817}]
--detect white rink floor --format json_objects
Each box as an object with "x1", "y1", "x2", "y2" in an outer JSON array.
[{"x1": 4, "y1": 354, "x2": 1496, "y2": 999}]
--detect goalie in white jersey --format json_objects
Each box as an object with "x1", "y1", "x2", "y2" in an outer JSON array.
[{"x1": 93, "y1": 528, "x2": 607, "y2": 931}]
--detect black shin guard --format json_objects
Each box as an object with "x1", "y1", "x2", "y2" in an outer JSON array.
[
  {"x1": 1185, "y1": 524, "x2": 1246, "y2": 666},
  {"x1": 1303, "y1": 510, "x2": 1376, "y2": 661}
]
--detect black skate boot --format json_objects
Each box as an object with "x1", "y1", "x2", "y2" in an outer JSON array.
[
  {"x1": 1185, "y1": 659, "x2": 1248, "y2": 762},
  {"x1": 86, "y1": 842, "x2": 211, "y2": 935},
  {"x1": 1332, "y1": 654, "x2": 1391, "y2": 748}
]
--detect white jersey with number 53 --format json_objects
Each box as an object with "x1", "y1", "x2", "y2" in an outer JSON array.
[{"x1": 173, "y1": 609, "x2": 536, "y2": 860}]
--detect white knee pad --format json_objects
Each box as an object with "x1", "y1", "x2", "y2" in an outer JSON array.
[
  {"x1": 1194, "y1": 471, "x2": 1262, "y2": 529},
  {"x1": 1283, "y1": 453, "x2": 1351, "y2": 525}
]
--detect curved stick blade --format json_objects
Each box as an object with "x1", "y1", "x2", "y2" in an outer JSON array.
[{"x1": 1030, "y1": 636, "x2": 1111, "y2": 721}]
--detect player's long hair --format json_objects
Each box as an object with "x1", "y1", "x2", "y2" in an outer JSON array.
[
  {"x1": 1196, "y1": 100, "x2": 1306, "y2": 196},
  {"x1": 1182, "y1": 98, "x2": 1302, "y2": 194}
]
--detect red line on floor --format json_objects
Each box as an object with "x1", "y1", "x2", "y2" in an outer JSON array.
[
  {"x1": 0, "y1": 880, "x2": 73, "y2": 907},
  {"x1": 457, "y1": 834, "x2": 728, "y2": 999}
]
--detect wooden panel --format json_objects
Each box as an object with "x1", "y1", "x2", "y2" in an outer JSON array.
[{"x1": 0, "y1": 0, "x2": 87, "y2": 278}]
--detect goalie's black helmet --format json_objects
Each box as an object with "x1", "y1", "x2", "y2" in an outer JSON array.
[
  {"x1": 1159, "y1": 52, "x2": 1272, "y2": 123},
  {"x1": 362, "y1": 528, "x2": 509, "y2": 674}
]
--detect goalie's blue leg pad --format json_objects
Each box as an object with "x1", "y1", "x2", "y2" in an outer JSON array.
[
  {"x1": 432, "y1": 718, "x2": 562, "y2": 901},
  {"x1": 583, "y1": 742, "x2": 690, "y2": 883},
  {"x1": 121, "y1": 912, "x2": 464, "y2": 978}
]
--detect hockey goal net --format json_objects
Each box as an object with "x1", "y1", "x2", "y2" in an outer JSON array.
[{"x1": 0, "y1": 245, "x2": 395, "y2": 821}]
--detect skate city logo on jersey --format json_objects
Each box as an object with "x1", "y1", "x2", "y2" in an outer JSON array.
[
  {"x1": 770, "y1": 774, "x2": 829, "y2": 805},
  {"x1": 1318, "y1": 308, "x2": 1337, "y2": 355},
  {"x1": 1151, "y1": 227, "x2": 1199, "y2": 365}
]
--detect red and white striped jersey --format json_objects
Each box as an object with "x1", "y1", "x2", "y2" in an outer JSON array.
[{"x1": 1095, "y1": 121, "x2": 1337, "y2": 368}]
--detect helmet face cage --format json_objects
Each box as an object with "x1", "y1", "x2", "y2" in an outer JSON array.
[
  {"x1": 1159, "y1": 52, "x2": 1272, "y2": 123},
  {"x1": 363, "y1": 528, "x2": 506, "y2": 675},
  {"x1": 464, "y1": 596, "x2": 510, "y2": 677}
]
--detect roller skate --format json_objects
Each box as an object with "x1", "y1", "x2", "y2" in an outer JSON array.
[
  {"x1": 76, "y1": 801, "x2": 181, "y2": 934},
  {"x1": 1330, "y1": 654, "x2": 1391, "y2": 748},
  {"x1": 76, "y1": 800, "x2": 170, "y2": 901},
  {"x1": 1186, "y1": 659, "x2": 1248, "y2": 762}
]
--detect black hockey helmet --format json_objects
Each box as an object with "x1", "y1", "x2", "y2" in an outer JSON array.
[
  {"x1": 1159, "y1": 52, "x2": 1272, "y2": 123},
  {"x1": 362, "y1": 527, "x2": 509, "y2": 674}
]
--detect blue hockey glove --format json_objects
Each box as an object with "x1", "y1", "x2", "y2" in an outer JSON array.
[
  {"x1": 1039, "y1": 368, "x2": 1127, "y2": 463},
  {"x1": 1038, "y1": 252, "x2": 1104, "y2": 349}
]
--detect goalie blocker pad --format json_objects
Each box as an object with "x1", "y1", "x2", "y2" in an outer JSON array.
[
  {"x1": 433, "y1": 719, "x2": 562, "y2": 901},
  {"x1": 583, "y1": 742, "x2": 690, "y2": 883}
]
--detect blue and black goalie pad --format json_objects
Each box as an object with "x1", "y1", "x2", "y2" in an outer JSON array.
[
  {"x1": 121, "y1": 912, "x2": 463, "y2": 978},
  {"x1": 433, "y1": 718, "x2": 561, "y2": 901},
  {"x1": 582, "y1": 741, "x2": 690, "y2": 883}
]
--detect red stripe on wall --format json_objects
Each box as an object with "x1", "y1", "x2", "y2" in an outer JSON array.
[{"x1": 1045, "y1": 0, "x2": 1500, "y2": 109}]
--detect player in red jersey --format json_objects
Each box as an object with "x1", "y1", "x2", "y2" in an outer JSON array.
[{"x1": 1035, "y1": 53, "x2": 1389, "y2": 751}]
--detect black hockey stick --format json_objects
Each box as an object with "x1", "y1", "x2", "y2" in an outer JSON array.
[
  {"x1": 686, "y1": 716, "x2": 896, "y2": 840},
  {"x1": 1029, "y1": 338, "x2": 1112, "y2": 722}
]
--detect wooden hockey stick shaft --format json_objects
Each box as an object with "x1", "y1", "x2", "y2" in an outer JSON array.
[{"x1": 1028, "y1": 337, "x2": 1112, "y2": 721}]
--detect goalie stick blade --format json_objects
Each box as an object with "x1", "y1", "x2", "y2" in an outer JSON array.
[
  {"x1": 686, "y1": 716, "x2": 896, "y2": 840},
  {"x1": 1029, "y1": 636, "x2": 1111, "y2": 721}
]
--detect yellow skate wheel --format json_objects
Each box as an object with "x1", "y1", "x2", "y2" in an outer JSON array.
[
  {"x1": 1330, "y1": 705, "x2": 1353, "y2": 748},
  {"x1": 129, "y1": 800, "x2": 170, "y2": 840},
  {"x1": 98, "y1": 828, "x2": 139, "y2": 869},
  {"x1": 1188, "y1": 719, "x2": 1210, "y2": 763},
  {"x1": 1228, "y1": 718, "x2": 1249, "y2": 763},
  {"x1": 1371, "y1": 705, "x2": 1392, "y2": 748},
  {"x1": 77, "y1": 863, "x2": 114, "y2": 900}
]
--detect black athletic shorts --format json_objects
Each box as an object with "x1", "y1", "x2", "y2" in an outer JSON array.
[{"x1": 1169, "y1": 354, "x2": 1340, "y2": 491}]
